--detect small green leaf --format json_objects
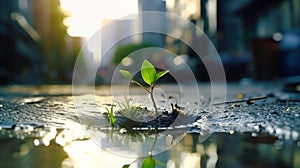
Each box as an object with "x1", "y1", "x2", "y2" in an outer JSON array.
[
  {"x1": 141, "y1": 60, "x2": 156, "y2": 85},
  {"x1": 122, "y1": 164, "x2": 130, "y2": 168},
  {"x1": 156, "y1": 70, "x2": 169, "y2": 81},
  {"x1": 106, "y1": 105, "x2": 116, "y2": 127},
  {"x1": 109, "y1": 105, "x2": 116, "y2": 126},
  {"x1": 119, "y1": 70, "x2": 133, "y2": 80},
  {"x1": 142, "y1": 156, "x2": 155, "y2": 168}
]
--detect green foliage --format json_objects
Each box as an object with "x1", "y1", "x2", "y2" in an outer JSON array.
[
  {"x1": 119, "y1": 70, "x2": 133, "y2": 80},
  {"x1": 156, "y1": 70, "x2": 169, "y2": 81},
  {"x1": 120, "y1": 60, "x2": 169, "y2": 88},
  {"x1": 142, "y1": 156, "x2": 156, "y2": 168},
  {"x1": 112, "y1": 43, "x2": 156, "y2": 66},
  {"x1": 106, "y1": 105, "x2": 116, "y2": 127},
  {"x1": 141, "y1": 60, "x2": 157, "y2": 85},
  {"x1": 141, "y1": 60, "x2": 169, "y2": 87}
]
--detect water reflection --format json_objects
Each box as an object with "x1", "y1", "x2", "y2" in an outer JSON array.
[
  {"x1": 62, "y1": 139, "x2": 137, "y2": 168},
  {"x1": 1, "y1": 127, "x2": 299, "y2": 168},
  {"x1": 0, "y1": 135, "x2": 67, "y2": 167}
]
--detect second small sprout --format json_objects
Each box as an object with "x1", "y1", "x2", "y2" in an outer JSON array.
[{"x1": 106, "y1": 104, "x2": 116, "y2": 127}]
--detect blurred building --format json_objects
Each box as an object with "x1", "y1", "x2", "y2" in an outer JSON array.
[
  {"x1": 0, "y1": 0, "x2": 42, "y2": 84},
  {"x1": 166, "y1": 0, "x2": 300, "y2": 80},
  {"x1": 32, "y1": 0, "x2": 76, "y2": 83},
  {"x1": 0, "y1": 0, "x2": 78, "y2": 84},
  {"x1": 139, "y1": 0, "x2": 167, "y2": 47},
  {"x1": 235, "y1": 0, "x2": 300, "y2": 79}
]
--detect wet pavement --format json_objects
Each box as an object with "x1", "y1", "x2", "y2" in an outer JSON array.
[
  {"x1": 0, "y1": 83, "x2": 300, "y2": 167},
  {"x1": 0, "y1": 83, "x2": 299, "y2": 139}
]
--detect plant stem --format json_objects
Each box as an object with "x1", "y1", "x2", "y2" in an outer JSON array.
[
  {"x1": 150, "y1": 86, "x2": 158, "y2": 116},
  {"x1": 131, "y1": 79, "x2": 158, "y2": 116},
  {"x1": 149, "y1": 128, "x2": 158, "y2": 155},
  {"x1": 131, "y1": 80, "x2": 150, "y2": 93}
]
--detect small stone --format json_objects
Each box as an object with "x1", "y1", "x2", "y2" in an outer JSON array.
[{"x1": 230, "y1": 103, "x2": 240, "y2": 108}]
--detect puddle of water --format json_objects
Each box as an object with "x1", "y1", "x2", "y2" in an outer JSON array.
[
  {"x1": 0, "y1": 135, "x2": 67, "y2": 168},
  {"x1": 1, "y1": 130, "x2": 300, "y2": 168}
]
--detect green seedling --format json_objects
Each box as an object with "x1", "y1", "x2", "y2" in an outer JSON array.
[
  {"x1": 105, "y1": 104, "x2": 116, "y2": 127},
  {"x1": 120, "y1": 60, "x2": 169, "y2": 116}
]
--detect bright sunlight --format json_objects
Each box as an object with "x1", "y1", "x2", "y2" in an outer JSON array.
[{"x1": 60, "y1": 0, "x2": 138, "y2": 37}]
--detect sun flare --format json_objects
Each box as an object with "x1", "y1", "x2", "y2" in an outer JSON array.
[{"x1": 60, "y1": 0, "x2": 138, "y2": 37}]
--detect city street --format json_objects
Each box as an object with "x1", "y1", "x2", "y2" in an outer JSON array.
[{"x1": 0, "y1": 83, "x2": 299, "y2": 167}]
